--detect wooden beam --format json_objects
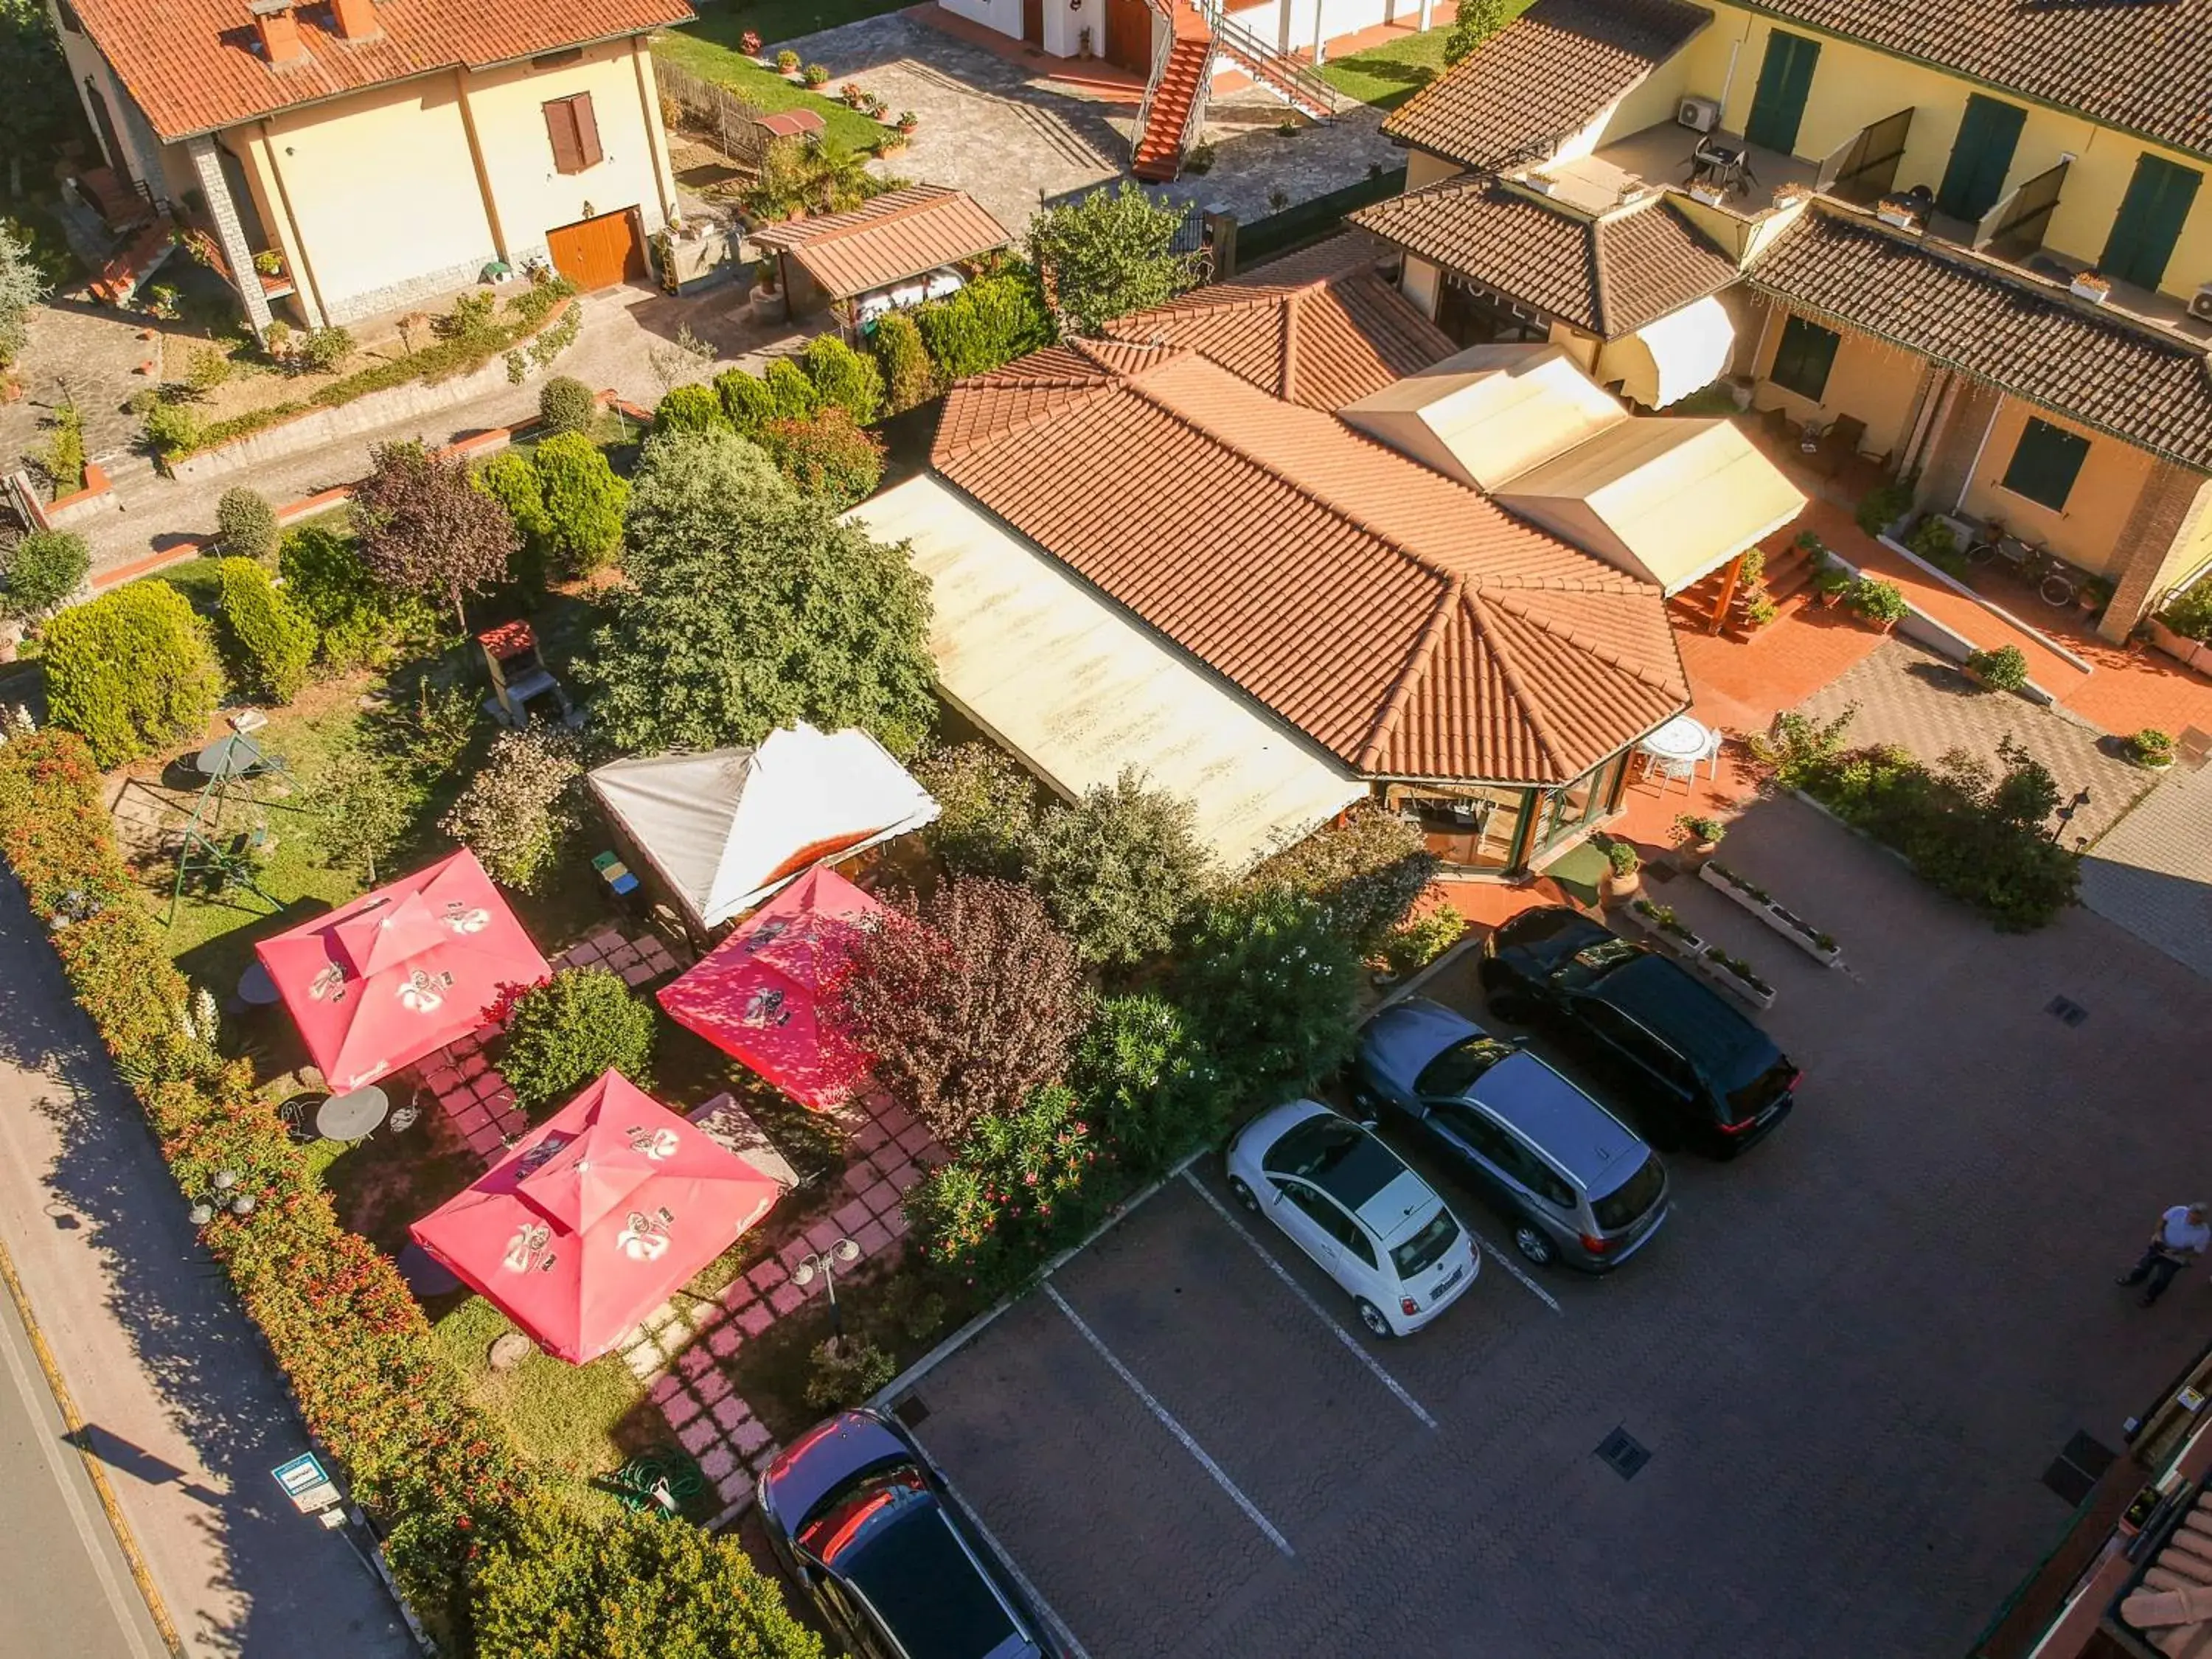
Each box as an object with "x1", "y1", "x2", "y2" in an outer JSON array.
[{"x1": 1709, "y1": 552, "x2": 1745, "y2": 635}]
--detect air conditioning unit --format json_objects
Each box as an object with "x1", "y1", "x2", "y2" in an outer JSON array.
[
  {"x1": 1678, "y1": 96, "x2": 1722, "y2": 133},
  {"x1": 2192, "y1": 281, "x2": 2212, "y2": 324}
]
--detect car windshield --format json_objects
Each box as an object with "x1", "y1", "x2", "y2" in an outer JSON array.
[
  {"x1": 807, "y1": 1474, "x2": 1022, "y2": 1659},
  {"x1": 1590, "y1": 1152, "x2": 1666, "y2": 1232},
  {"x1": 1414, "y1": 1037, "x2": 1518, "y2": 1099},
  {"x1": 1389, "y1": 1208, "x2": 1460, "y2": 1279},
  {"x1": 1550, "y1": 938, "x2": 1642, "y2": 991}
]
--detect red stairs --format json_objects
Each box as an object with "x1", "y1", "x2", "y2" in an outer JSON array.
[
  {"x1": 1133, "y1": 2, "x2": 1214, "y2": 181},
  {"x1": 88, "y1": 218, "x2": 178, "y2": 308},
  {"x1": 1668, "y1": 535, "x2": 1815, "y2": 640}
]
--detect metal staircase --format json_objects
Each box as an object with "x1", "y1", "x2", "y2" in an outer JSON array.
[{"x1": 1130, "y1": 0, "x2": 1343, "y2": 182}]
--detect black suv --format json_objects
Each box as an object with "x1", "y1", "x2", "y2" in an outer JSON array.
[{"x1": 1479, "y1": 907, "x2": 1799, "y2": 1157}]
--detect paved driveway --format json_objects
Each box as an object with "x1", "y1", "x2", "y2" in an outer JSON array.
[{"x1": 891, "y1": 793, "x2": 2212, "y2": 1658}]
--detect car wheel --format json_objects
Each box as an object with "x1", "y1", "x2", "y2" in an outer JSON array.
[
  {"x1": 1512, "y1": 1223, "x2": 1557, "y2": 1267},
  {"x1": 1227, "y1": 1175, "x2": 1260, "y2": 1213},
  {"x1": 1355, "y1": 1298, "x2": 1394, "y2": 1339}
]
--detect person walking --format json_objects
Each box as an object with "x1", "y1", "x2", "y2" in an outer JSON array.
[{"x1": 2119, "y1": 1203, "x2": 2211, "y2": 1306}]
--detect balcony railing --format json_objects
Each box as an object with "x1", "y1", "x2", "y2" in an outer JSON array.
[{"x1": 1816, "y1": 108, "x2": 1913, "y2": 205}]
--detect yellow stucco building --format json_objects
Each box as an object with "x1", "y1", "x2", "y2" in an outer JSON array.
[
  {"x1": 1353, "y1": 0, "x2": 2212, "y2": 641},
  {"x1": 52, "y1": 0, "x2": 691, "y2": 329}
]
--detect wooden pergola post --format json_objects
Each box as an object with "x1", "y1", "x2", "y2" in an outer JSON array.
[{"x1": 1708, "y1": 552, "x2": 1745, "y2": 635}]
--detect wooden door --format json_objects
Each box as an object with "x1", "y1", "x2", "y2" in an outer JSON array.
[
  {"x1": 1744, "y1": 29, "x2": 1820, "y2": 155},
  {"x1": 1105, "y1": 0, "x2": 1152, "y2": 74},
  {"x1": 546, "y1": 207, "x2": 647, "y2": 292},
  {"x1": 1936, "y1": 94, "x2": 2026, "y2": 223},
  {"x1": 1022, "y1": 0, "x2": 1043, "y2": 44}
]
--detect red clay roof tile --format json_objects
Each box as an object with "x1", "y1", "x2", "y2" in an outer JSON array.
[{"x1": 748, "y1": 186, "x2": 1013, "y2": 301}]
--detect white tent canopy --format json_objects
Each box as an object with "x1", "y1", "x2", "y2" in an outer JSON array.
[{"x1": 588, "y1": 725, "x2": 938, "y2": 933}]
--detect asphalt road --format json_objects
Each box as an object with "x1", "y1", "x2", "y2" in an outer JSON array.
[{"x1": 0, "y1": 1272, "x2": 167, "y2": 1659}]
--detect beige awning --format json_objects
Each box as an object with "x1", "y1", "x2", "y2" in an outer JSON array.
[
  {"x1": 1597, "y1": 294, "x2": 1736, "y2": 410},
  {"x1": 1340, "y1": 342, "x2": 1627, "y2": 492}
]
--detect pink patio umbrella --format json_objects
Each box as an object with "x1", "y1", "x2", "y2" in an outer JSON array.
[
  {"x1": 254, "y1": 848, "x2": 551, "y2": 1093},
  {"x1": 408, "y1": 1070, "x2": 782, "y2": 1363},
  {"x1": 657, "y1": 866, "x2": 881, "y2": 1110}
]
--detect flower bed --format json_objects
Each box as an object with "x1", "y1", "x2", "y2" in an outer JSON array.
[
  {"x1": 1621, "y1": 897, "x2": 1705, "y2": 959},
  {"x1": 1620, "y1": 896, "x2": 1773, "y2": 1006},
  {"x1": 1698, "y1": 860, "x2": 1843, "y2": 967},
  {"x1": 1692, "y1": 945, "x2": 1776, "y2": 1010}
]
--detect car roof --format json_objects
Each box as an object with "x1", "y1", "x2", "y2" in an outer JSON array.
[
  {"x1": 761, "y1": 1411, "x2": 914, "y2": 1532},
  {"x1": 832, "y1": 1492, "x2": 1027, "y2": 1659},
  {"x1": 1360, "y1": 997, "x2": 1483, "y2": 1088},
  {"x1": 1596, "y1": 955, "x2": 1782, "y2": 1082},
  {"x1": 1467, "y1": 1051, "x2": 1646, "y2": 1186}
]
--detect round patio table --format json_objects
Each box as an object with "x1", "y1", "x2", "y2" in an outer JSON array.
[
  {"x1": 194, "y1": 734, "x2": 268, "y2": 779},
  {"x1": 315, "y1": 1085, "x2": 390, "y2": 1143},
  {"x1": 1638, "y1": 714, "x2": 1713, "y2": 763},
  {"x1": 236, "y1": 961, "x2": 280, "y2": 1006}
]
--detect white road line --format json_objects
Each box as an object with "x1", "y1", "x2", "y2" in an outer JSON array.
[
  {"x1": 1042, "y1": 1281, "x2": 1295, "y2": 1557},
  {"x1": 1179, "y1": 1170, "x2": 1438, "y2": 1431},
  {"x1": 1459, "y1": 1222, "x2": 1563, "y2": 1314},
  {"x1": 908, "y1": 1432, "x2": 1096, "y2": 1659}
]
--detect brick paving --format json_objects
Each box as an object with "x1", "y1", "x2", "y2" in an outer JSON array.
[{"x1": 2079, "y1": 760, "x2": 2212, "y2": 981}]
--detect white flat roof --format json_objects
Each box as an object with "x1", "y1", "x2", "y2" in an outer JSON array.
[{"x1": 849, "y1": 476, "x2": 1367, "y2": 871}]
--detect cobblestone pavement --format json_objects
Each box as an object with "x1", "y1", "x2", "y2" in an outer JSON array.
[
  {"x1": 2079, "y1": 760, "x2": 2212, "y2": 982},
  {"x1": 900, "y1": 793, "x2": 2212, "y2": 1659},
  {"x1": 1796, "y1": 636, "x2": 2152, "y2": 849},
  {"x1": 778, "y1": 13, "x2": 1399, "y2": 234}
]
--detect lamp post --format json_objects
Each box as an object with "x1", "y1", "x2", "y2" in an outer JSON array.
[
  {"x1": 2053, "y1": 786, "x2": 2092, "y2": 844},
  {"x1": 187, "y1": 1169, "x2": 256, "y2": 1226},
  {"x1": 792, "y1": 1237, "x2": 862, "y2": 1346}
]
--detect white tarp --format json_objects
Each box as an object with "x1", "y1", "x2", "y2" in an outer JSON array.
[
  {"x1": 588, "y1": 724, "x2": 938, "y2": 932},
  {"x1": 1600, "y1": 293, "x2": 1736, "y2": 410},
  {"x1": 849, "y1": 476, "x2": 1367, "y2": 871}
]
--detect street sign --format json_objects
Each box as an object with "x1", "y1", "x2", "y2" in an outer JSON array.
[{"x1": 272, "y1": 1452, "x2": 342, "y2": 1514}]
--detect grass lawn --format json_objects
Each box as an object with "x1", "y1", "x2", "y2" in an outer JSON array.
[
  {"x1": 1318, "y1": 26, "x2": 1455, "y2": 111},
  {"x1": 656, "y1": 0, "x2": 908, "y2": 57},
  {"x1": 651, "y1": 30, "x2": 895, "y2": 155}
]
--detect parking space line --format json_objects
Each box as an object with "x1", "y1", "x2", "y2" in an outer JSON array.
[
  {"x1": 1179, "y1": 1170, "x2": 1438, "y2": 1431},
  {"x1": 1458, "y1": 1222, "x2": 1563, "y2": 1314},
  {"x1": 1042, "y1": 1282, "x2": 1295, "y2": 1557},
  {"x1": 908, "y1": 1430, "x2": 1096, "y2": 1659}
]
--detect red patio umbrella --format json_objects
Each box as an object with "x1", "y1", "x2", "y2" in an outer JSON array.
[
  {"x1": 658, "y1": 866, "x2": 881, "y2": 1110},
  {"x1": 408, "y1": 1070, "x2": 782, "y2": 1363},
  {"x1": 254, "y1": 847, "x2": 551, "y2": 1093}
]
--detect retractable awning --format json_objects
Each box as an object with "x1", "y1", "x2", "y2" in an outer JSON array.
[{"x1": 1598, "y1": 294, "x2": 1737, "y2": 410}]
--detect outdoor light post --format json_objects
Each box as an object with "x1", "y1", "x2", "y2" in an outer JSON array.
[
  {"x1": 187, "y1": 1169, "x2": 256, "y2": 1226},
  {"x1": 2053, "y1": 786, "x2": 2092, "y2": 844},
  {"x1": 792, "y1": 1237, "x2": 862, "y2": 1347}
]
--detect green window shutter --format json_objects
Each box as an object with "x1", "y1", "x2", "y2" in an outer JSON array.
[
  {"x1": 1745, "y1": 30, "x2": 1820, "y2": 156},
  {"x1": 2101, "y1": 155, "x2": 2202, "y2": 290},
  {"x1": 1769, "y1": 315, "x2": 1840, "y2": 401},
  {"x1": 1936, "y1": 95, "x2": 2027, "y2": 223},
  {"x1": 2000, "y1": 417, "x2": 2090, "y2": 511}
]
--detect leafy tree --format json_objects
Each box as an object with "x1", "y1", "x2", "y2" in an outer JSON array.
[
  {"x1": 1442, "y1": 0, "x2": 1514, "y2": 64},
  {"x1": 43, "y1": 582, "x2": 223, "y2": 767},
  {"x1": 715, "y1": 366, "x2": 780, "y2": 435},
  {"x1": 1026, "y1": 184, "x2": 1200, "y2": 335},
  {"x1": 757, "y1": 408, "x2": 884, "y2": 507},
  {"x1": 315, "y1": 742, "x2": 420, "y2": 884},
  {"x1": 1023, "y1": 768, "x2": 1213, "y2": 968},
  {"x1": 834, "y1": 876, "x2": 1091, "y2": 1148},
  {"x1": 470, "y1": 1498, "x2": 825, "y2": 1659},
  {"x1": 1246, "y1": 802, "x2": 1439, "y2": 954},
  {"x1": 0, "y1": 219, "x2": 49, "y2": 370},
  {"x1": 352, "y1": 440, "x2": 518, "y2": 633},
  {"x1": 577, "y1": 428, "x2": 936, "y2": 757},
  {"x1": 215, "y1": 557, "x2": 317, "y2": 703},
  {"x1": 439, "y1": 725, "x2": 582, "y2": 891},
  {"x1": 215, "y1": 487, "x2": 279, "y2": 566},
  {"x1": 870, "y1": 310, "x2": 933, "y2": 413},
  {"x1": 800, "y1": 334, "x2": 883, "y2": 426},
  {"x1": 762, "y1": 359, "x2": 819, "y2": 422},
  {"x1": 277, "y1": 523, "x2": 436, "y2": 672},
  {"x1": 653, "y1": 383, "x2": 730, "y2": 435},
  {"x1": 1172, "y1": 884, "x2": 1357, "y2": 1107},
  {"x1": 1, "y1": 526, "x2": 87, "y2": 618},
  {"x1": 1068, "y1": 993, "x2": 1224, "y2": 1176},
  {"x1": 498, "y1": 967, "x2": 657, "y2": 1113},
  {"x1": 911, "y1": 742, "x2": 1038, "y2": 878},
  {"x1": 0, "y1": 0, "x2": 74, "y2": 202},
  {"x1": 532, "y1": 431, "x2": 627, "y2": 576},
  {"x1": 537, "y1": 375, "x2": 597, "y2": 437},
  {"x1": 473, "y1": 450, "x2": 553, "y2": 585},
  {"x1": 916, "y1": 271, "x2": 1054, "y2": 380}
]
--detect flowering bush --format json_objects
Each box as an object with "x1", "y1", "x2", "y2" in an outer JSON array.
[
  {"x1": 1067, "y1": 993, "x2": 1222, "y2": 1178},
  {"x1": 757, "y1": 409, "x2": 884, "y2": 508},
  {"x1": 1247, "y1": 802, "x2": 1438, "y2": 953},
  {"x1": 906, "y1": 1084, "x2": 1103, "y2": 1293},
  {"x1": 740, "y1": 27, "x2": 762, "y2": 53},
  {"x1": 498, "y1": 967, "x2": 656, "y2": 1113},
  {"x1": 1172, "y1": 883, "x2": 1358, "y2": 1105},
  {"x1": 439, "y1": 726, "x2": 583, "y2": 891}
]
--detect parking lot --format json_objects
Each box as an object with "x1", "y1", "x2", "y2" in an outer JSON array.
[{"x1": 890, "y1": 793, "x2": 2212, "y2": 1659}]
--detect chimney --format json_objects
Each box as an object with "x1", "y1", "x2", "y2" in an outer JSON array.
[
  {"x1": 249, "y1": 0, "x2": 306, "y2": 64},
  {"x1": 330, "y1": 0, "x2": 381, "y2": 42}
]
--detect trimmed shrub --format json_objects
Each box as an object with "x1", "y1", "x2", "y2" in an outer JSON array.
[
  {"x1": 215, "y1": 486, "x2": 280, "y2": 566},
  {"x1": 537, "y1": 374, "x2": 597, "y2": 437},
  {"x1": 1023, "y1": 768, "x2": 1213, "y2": 968},
  {"x1": 653, "y1": 382, "x2": 731, "y2": 434},
  {"x1": 531, "y1": 431, "x2": 628, "y2": 576},
  {"x1": 757, "y1": 409, "x2": 885, "y2": 508},
  {"x1": 1, "y1": 527, "x2": 90, "y2": 619},
  {"x1": 43, "y1": 582, "x2": 223, "y2": 767},
  {"x1": 871, "y1": 311, "x2": 934, "y2": 414},
  {"x1": 800, "y1": 334, "x2": 884, "y2": 426},
  {"x1": 916, "y1": 272, "x2": 1054, "y2": 381},
  {"x1": 911, "y1": 742, "x2": 1038, "y2": 878},
  {"x1": 1068, "y1": 993, "x2": 1223, "y2": 1178},
  {"x1": 1966, "y1": 643, "x2": 2031, "y2": 692},
  {"x1": 762, "y1": 359, "x2": 820, "y2": 422},
  {"x1": 439, "y1": 724, "x2": 583, "y2": 891},
  {"x1": 715, "y1": 366, "x2": 780, "y2": 435},
  {"x1": 277, "y1": 524, "x2": 435, "y2": 672},
  {"x1": 1172, "y1": 884, "x2": 1358, "y2": 1107},
  {"x1": 1245, "y1": 803, "x2": 1438, "y2": 954},
  {"x1": 215, "y1": 557, "x2": 317, "y2": 703},
  {"x1": 499, "y1": 967, "x2": 658, "y2": 1112}
]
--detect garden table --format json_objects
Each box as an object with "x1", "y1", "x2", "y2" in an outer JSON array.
[
  {"x1": 194, "y1": 734, "x2": 268, "y2": 779},
  {"x1": 315, "y1": 1085, "x2": 390, "y2": 1143}
]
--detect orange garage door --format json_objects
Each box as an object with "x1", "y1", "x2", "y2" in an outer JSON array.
[{"x1": 546, "y1": 207, "x2": 647, "y2": 292}]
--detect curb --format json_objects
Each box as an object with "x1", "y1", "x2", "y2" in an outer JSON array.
[{"x1": 0, "y1": 1231, "x2": 185, "y2": 1658}]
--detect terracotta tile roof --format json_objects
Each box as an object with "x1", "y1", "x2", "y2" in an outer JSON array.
[
  {"x1": 1096, "y1": 236, "x2": 1455, "y2": 408},
  {"x1": 1744, "y1": 204, "x2": 2212, "y2": 471},
  {"x1": 69, "y1": 0, "x2": 693, "y2": 142},
  {"x1": 1351, "y1": 178, "x2": 1737, "y2": 338},
  {"x1": 1737, "y1": 0, "x2": 2212, "y2": 161},
  {"x1": 2117, "y1": 1486, "x2": 2212, "y2": 1655},
  {"x1": 932, "y1": 338, "x2": 1687, "y2": 784},
  {"x1": 1384, "y1": 0, "x2": 1710, "y2": 170},
  {"x1": 749, "y1": 186, "x2": 1014, "y2": 301}
]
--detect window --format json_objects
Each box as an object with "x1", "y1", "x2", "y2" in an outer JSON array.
[
  {"x1": 1936, "y1": 94, "x2": 2027, "y2": 223},
  {"x1": 543, "y1": 93, "x2": 602, "y2": 175},
  {"x1": 2000, "y1": 417, "x2": 2090, "y2": 512},
  {"x1": 1579, "y1": 1003, "x2": 1672, "y2": 1082},
  {"x1": 1414, "y1": 1037, "x2": 1517, "y2": 1100},
  {"x1": 1744, "y1": 29, "x2": 1820, "y2": 155},
  {"x1": 1389, "y1": 1211, "x2": 1460, "y2": 1279},
  {"x1": 1590, "y1": 1154, "x2": 1666, "y2": 1233},
  {"x1": 2102, "y1": 154, "x2": 2202, "y2": 291},
  {"x1": 1434, "y1": 1105, "x2": 1575, "y2": 1208},
  {"x1": 1768, "y1": 315, "x2": 1840, "y2": 402}
]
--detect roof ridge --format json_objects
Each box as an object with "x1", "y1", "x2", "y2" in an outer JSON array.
[
  {"x1": 790, "y1": 186, "x2": 952, "y2": 246},
  {"x1": 1587, "y1": 210, "x2": 1615, "y2": 338},
  {"x1": 1461, "y1": 591, "x2": 1572, "y2": 776},
  {"x1": 1355, "y1": 574, "x2": 1464, "y2": 773},
  {"x1": 1279, "y1": 286, "x2": 1304, "y2": 404}
]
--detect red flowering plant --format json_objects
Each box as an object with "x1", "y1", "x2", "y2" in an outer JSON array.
[
  {"x1": 905, "y1": 1083, "x2": 1108, "y2": 1293},
  {"x1": 740, "y1": 27, "x2": 762, "y2": 52}
]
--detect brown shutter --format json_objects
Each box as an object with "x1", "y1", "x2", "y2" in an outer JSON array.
[
  {"x1": 571, "y1": 92, "x2": 602, "y2": 170},
  {"x1": 543, "y1": 97, "x2": 581, "y2": 174}
]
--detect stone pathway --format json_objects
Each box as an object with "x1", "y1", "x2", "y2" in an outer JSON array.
[
  {"x1": 1795, "y1": 636, "x2": 2152, "y2": 849},
  {"x1": 2079, "y1": 759, "x2": 2212, "y2": 983}
]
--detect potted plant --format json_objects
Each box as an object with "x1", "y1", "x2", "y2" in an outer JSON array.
[
  {"x1": 750, "y1": 257, "x2": 785, "y2": 322},
  {"x1": 1907, "y1": 515, "x2": 1967, "y2": 577},
  {"x1": 1601, "y1": 838, "x2": 1641, "y2": 901},
  {"x1": 775, "y1": 48, "x2": 800, "y2": 74},
  {"x1": 842, "y1": 81, "x2": 866, "y2": 107},
  {"x1": 252, "y1": 248, "x2": 285, "y2": 278},
  {"x1": 1846, "y1": 575, "x2": 1910, "y2": 633},
  {"x1": 802, "y1": 62, "x2": 830, "y2": 88},
  {"x1": 1673, "y1": 813, "x2": 1725, "y2": 864},
  {"x1": 1964, "y1": 643, "x2": 2030, "y2": 693},
  {"x1": 1810, "y1": 560, "x2": 1853, "y2": 608},
  {"x1": 866, "y1": 94, "x2": 889, "y2": 119},
  {"x1": 740, "y1": 28, "x2": 762, "y2": 55},
  {"x1": 2077, "y1": 574, "x2": 2113, "y2": 617},
  {"x1": 896, "y1": 110, "x2": 919, "y2": 133},
  {"x1": 1078, "y1": 24, "x2": 1093, "y2": 55},
  {"x1": 2070, "y1": 268, "x2": 2114, "y2": 304},
  {"x1": 2129, "y1": 728, "x2": 2175, "y2": 769}
]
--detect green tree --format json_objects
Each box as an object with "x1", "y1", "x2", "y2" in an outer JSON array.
[
  {"x1": 278, "y1": 523, "x2": 436, "y2": 672},
  {"x1": 537, "y1": 374, "x2": 597, "y2": 437},
  {"x1": 653, "y1": 382, "x2": 730, "y2": 435},
  {"x1": 352, "y1": 439, "x2": 518, "y2": 633},
  {"x1": 0, "y1": 526, "x2": 87, "y2": 618},
  {"x1": 498, "y1": 967, "x2": 658, "y2": 1113},
  {"x1": 1026, "y1": 184, "x2": 1200, "y2": 335},
  {"x1": 577, "y1": 428, "x2": 936, "y2": 756},
  {"x1": 215, "y1": 557, "x2": 317, "y2": 703},
  {"x1": 1441, "y1": 0, "x2": 1514, "y2": 64},
  {"x1": 715, "y1": 366, "x2": 780, "y2": 435},
  {"x1": 215, "y1": 487, "x2": 279, "y2": 566},
  {"x1": 0, "y1": 0, "x2": 74, "y2": 202},
  {"x1": 911, "y1": 741, "x2": 1038, "y2": 878},
  {"x1": 800, "y1": 334, "x2": 883, "y2": 425},
  {"x1": 870, "y1": 310, "x2": 934, "y2": 413},
  {"x1": 762, "y1": 359, "x2": 819, "y2": 422},
  {"x1": 1173, "y1": 884, "x2": 1357, "y2": 1107},
  {"x1": 315, "y1": 742, "x2": 420, "y2": 884},
  {"x1": 1023, "y1": 768, "x2": 1213, "y2": 968},
  {"x1": 438, "y1": 725, "x2": 582, "y2": 891},
  {"x1": 757, "y1": 409, "x2": 884, "y2": 508},
  {"x1": 532, "y1": 431, "x2": 628, "y2": 576},
  {"x1": 43, "y1": 582, "x2": 223, "y2": 767},
  {"x1": 473, "y1": 450, "x2": 553, "y2": 585},
  {"x1": 0, "y1": 219, "x2": 49, "y2": 370},
  {"x1": 1068, "y1": 992, "x2": 1224, "y2": 1176},
  {"x1": 916, "y1": 272, "x2": 1054, "y2": 380}
]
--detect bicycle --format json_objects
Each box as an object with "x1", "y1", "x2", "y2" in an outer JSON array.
[{"x1": 2029, "y1": 549, "x2": 2077, "y2": 608}]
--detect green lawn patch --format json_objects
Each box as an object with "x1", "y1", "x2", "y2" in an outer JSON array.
[
  {"x1": 657, "y1": 0, "x2": 909, "y2": 58},
  {"x1": 1318, "y1": 26, "x2": 1454, "y2": 111},
  {"x1": 652, "y1": 31, "x2": 895, "y2": 154}
]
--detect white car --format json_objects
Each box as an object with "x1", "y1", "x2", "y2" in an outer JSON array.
[{"x1": 1225, "y1": 1099, "x2": 1479, "y2": 1338}]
